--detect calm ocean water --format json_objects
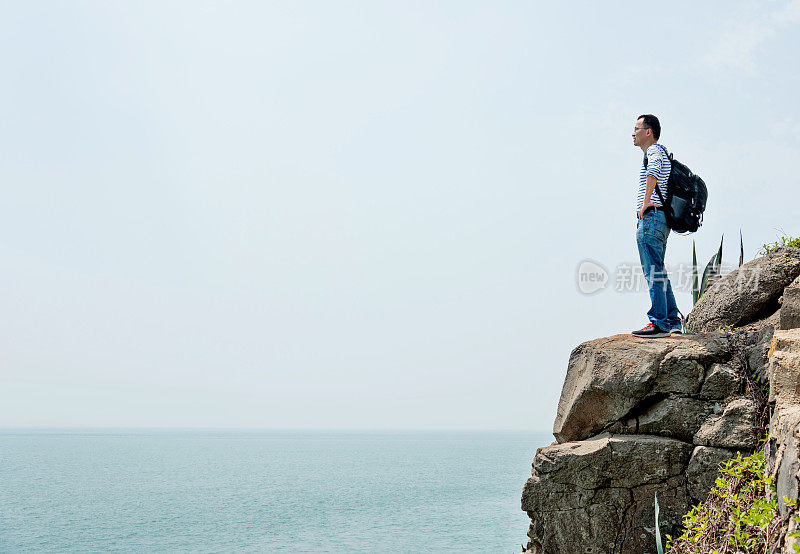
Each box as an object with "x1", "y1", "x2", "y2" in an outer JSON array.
[{"x1": 0, "y1": 430, "x2": 550, "y2": 553}]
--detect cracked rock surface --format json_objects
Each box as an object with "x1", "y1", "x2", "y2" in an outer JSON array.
[
  {"x1": 522, "y1": 434, "x2": 692, "y2": 554},
  {"x1": 685, "y1": 446, "x2": 740, "y2": 503},
  {"x1": 553, "y1": 333, "x2": 733, "y2": 444},
  {"x1": 523, "y1": 255, "x2": 800, "y2": 554},
  {"x1": 523, "y1": 333, "x2": 758, "y2": 553},
  {"x1": 766, "y1": 329, "x2": 800, "y2": 552},
  {"x1": 693, "y1": 397, "x2": 758, "y2": 449}
]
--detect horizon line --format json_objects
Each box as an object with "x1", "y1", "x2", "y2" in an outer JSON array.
[{"x1": 0, "y1": 425, "x2": 552, "y2": 433}]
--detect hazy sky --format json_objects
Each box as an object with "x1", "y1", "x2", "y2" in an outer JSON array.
[{"x1": 1, "y1": 1, "x2": 798, "y2": 430}]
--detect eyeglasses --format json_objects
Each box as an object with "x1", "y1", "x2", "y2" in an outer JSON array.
[{"x1": 633, "y1": 126, "x2": 648, "y2": 132}]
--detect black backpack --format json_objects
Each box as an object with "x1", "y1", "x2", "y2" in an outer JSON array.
[{"x1": 644, "y1": 144, "x2": 707, "y2": 234}]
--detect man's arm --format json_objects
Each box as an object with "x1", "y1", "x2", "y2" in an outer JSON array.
[{"x1": 637, "y1": 175, "x2": 657, "y2": 220}]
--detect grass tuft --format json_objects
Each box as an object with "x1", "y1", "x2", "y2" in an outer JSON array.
[{"x1": 667, "y1": 450, "x2": 779, "y2": 553}]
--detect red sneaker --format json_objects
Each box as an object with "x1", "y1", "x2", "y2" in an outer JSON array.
[{"x1": 631, "y1": 322, "x2": 670, "y2": 338}]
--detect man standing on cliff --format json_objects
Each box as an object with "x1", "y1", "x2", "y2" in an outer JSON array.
[{"x1": 631, "y1": 114, "x2": 682, "y2": 338}]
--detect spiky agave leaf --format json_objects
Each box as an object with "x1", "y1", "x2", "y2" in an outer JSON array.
[
  {"x1": 692, "y1": 241, "x2": 699, "y2": 305},
  {"x1": 655, "y1": 492, "x2": 664, "y2": 554},
  {"x1": 740, "y1": 229, "x2": 744, "y2": 267},
  {"x1": 700, "y1": 236, "x2": 724, "y2": 296},
  {"x1": 700, "y1": 253, "x2": 717, "y2": 297}
]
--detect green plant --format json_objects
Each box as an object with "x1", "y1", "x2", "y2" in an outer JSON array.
[
  {"x1": 655, "y1": 492, "x2": 664, "y2": 554},
  {"x1": 739, "y1": 229, "x2": 744, "y2": 268},
  {"x1": 693, "y1": 236, "x2": 724, "y2": 306},
  {"x1": 667, "y1": 450, "x2": 778, "y2": 553},
  {"x1": 759, "y1": 232, "x2": 800, "y2": 256},
  {"x1": 692, "y1": 241, "x2": 699, "y2": 305},
  {"x1": 783, "y1": 497, "x2": 800, "y2": 552}
]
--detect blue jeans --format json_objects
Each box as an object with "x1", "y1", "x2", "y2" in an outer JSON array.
[{"x1": 636, "y1": 209, "x2": 681, "y2": 331}]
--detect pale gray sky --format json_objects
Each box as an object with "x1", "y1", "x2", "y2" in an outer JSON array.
[{"x1": 1, "y1": 1, "x2": 798, "y2": 429}]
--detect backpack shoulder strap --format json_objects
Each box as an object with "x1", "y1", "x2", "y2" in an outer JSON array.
[
  {"x1": 652, "y1": 144, "x2": 670, "y2": 206},
  {"x1": 643, "y1": 143, "x2": 671, "y2": 167},
  {"x1": 657, "y1": 143, "x2": 672, "y2": 162},
  {"x1": 654, "y1": 177, "x2": 667, "y2": 206}
]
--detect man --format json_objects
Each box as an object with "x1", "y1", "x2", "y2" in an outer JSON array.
[{"x1": 631, "y1": 114, "x2": 682, "y2": 338}]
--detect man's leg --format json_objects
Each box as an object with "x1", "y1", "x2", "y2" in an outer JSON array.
[
  {"x1": 636, "y1": 212, "x2": 671, "y2": 330},
  {"x1": 661, "y1": 238, "x2": 682, "y2": 330}
]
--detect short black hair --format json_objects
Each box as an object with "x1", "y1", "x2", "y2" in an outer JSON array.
[{"x1": 638, "y1": 114, "x2": 661, "y2": 141}]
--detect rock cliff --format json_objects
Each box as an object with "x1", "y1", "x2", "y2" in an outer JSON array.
[
  {"x1": 765, "y1": 274, "x2": 800, "y2": 552},
  {"x1": 521, "y1": 247, "x2": 800, "y2": 554}
]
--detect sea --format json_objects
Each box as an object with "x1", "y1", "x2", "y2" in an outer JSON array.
[{"x1": 0, "y1": 429, "x2": 551, "y2": 553}]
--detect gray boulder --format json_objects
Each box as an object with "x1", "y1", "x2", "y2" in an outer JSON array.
[
  {"x1": 553, "y1": 334, "x2": 731, "y2": 443},
  {"x1": 739, "y1": 310, "x2": 781, "y2": 386},
  {"x1": 781, "y1": 286, "x2": 800, "y2": 330},
  {"x1": 693, "y1": 397, "x2": 758, "y2": 449},
  {"x1": 553, "y1": 335, "x2": 673, "y2": 443},
  {"x1": 627, "y1": 396, "x2": 715, "y2": 442},
  {"x1": 522, "y1": 434, "x2": 693, "y2": 554},
  {"x1": 768, "y1": 329, "x2": 800, "y2": 408},
  {"x1": 768, "y1": 406, "x2": 800, "y2": 517},
  {"x1": 685, "y1": 446, "x2": 739, "y2": 502},
  {"x1": 765, "y1": 327, "x2": 800, "y2": 554},
  {"x1": 686, "y1": 247, "x2": 800, "y2": 333},
  {"x1": 698, "y1": 363, "x2": 740, "y2": 400}
]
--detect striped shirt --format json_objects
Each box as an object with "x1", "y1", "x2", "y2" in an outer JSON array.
[{"x1": 636, "y1": 143, "x2": 670, "y2": 210}]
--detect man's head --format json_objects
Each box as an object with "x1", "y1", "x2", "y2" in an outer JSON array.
[{"x1": 633, "y1": 114, "x2": 660, "y2": 149}]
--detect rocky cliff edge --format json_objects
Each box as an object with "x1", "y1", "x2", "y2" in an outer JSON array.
[{"x1": 522, "y1": 247, "x2": 800, "y2": 554}]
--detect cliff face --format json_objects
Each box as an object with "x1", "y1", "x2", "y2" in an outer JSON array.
[
  {"x1": 522, "y1": 248, "x2": 800, "y2": 554},
  {"x1": 767, "y1": 326, "x2": 800, "y2": 553},
  {"x1": 522, "y1": 333, "x2": 755, "y2": 553}
]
